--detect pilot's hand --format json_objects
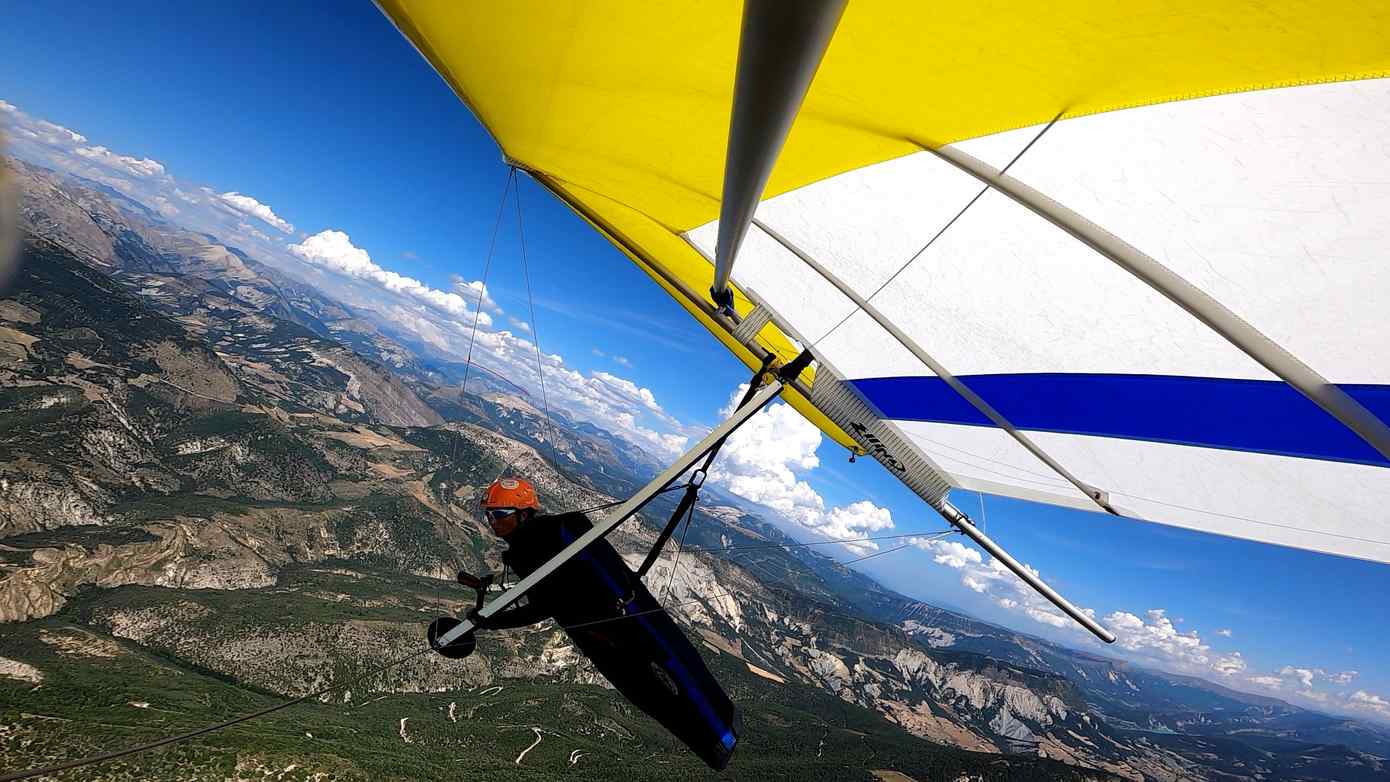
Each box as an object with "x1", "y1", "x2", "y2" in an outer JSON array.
[{"x1": 466, "y1": 606, "x2": 489, "y2": 630}]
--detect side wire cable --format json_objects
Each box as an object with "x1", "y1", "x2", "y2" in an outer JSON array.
[
  {"x1": 512, "y1": 170, "x2": 565, "y2": 477},
  {"x1": 682, "y1": 529, "x2": 954, "y2": 555},
  {"x1": 456, "y1": 168, "x2": 516, "y2": 472},
  {"x1": 0, "y1": 648, "x2": 432, "y2": 782},
  {"x1": 811, "y1": 110, "x2": 1064, "y2": 347},
  {"x1": 661, "y1": 498, "x2": 698, "y2": 600}
]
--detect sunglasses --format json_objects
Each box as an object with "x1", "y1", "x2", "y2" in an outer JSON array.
[{"x1": 484, "y1": 508, "x2": 519, "y2": 524}]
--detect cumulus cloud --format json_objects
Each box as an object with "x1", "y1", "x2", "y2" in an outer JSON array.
[
  {"x1": 75, "y1": 145, "x2": 166, "y2": 178},
  {"x1": 220, "y1": 192, "x2": 293, "y2": 233},
  {"x1": 1211, "y1": 652, "x2": 1247, "y2": 676},
  {"x1": 1241, "y1": 665, "x2": 1374, "y2": 718},
  {"x1": 446, "y1": 324, "x2": 691, "y2": 457},
  {"x1": 1280, "y1": 666, "x2": 1317, "y2": 689},
  {"x1": 613, "y1": 354, "x2": 632, "y2": 367},
  {"x1": 1216, "y1": 628, "x2": 1232, "y2": 637},
  {"x1": 918, "y1": 539, "x2": 982, "y2": 569},
  {"x1": 289, "y1": 230, "x2": 491, "y2": 327},
  {"x1": 2, "y1": 102, "x2": 88, "y2": 147},
  {"x1": 1254, "y1": 666, "x2": 1360, "y2": 694},
  {"x1": 450, "y1": 274, "x2": 498, "y2": 311},
  {"x1": 1349, "y1": 691, "x2": 1390, "y2": 718},
  {"x1": 911, "y1": 535, "x2": 1080, "y2": 632},
  {"x1": 709, "y1": 386, "x2": 896, "y2": 553},
  {"x1": 1104, "y1": 609, "x2": 1220, "y2": 671},
  {"x1": 509, "y1": 317, "x2": 531, "y2": 333}
]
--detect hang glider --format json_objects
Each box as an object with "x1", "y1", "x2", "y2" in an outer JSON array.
[{"x1": 377, "y1": 0, "x2": 1390, "y2": 644}]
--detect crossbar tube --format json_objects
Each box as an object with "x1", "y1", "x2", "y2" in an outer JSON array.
[{"x1": 942, "y1": 500, "x2": 1116, "y2": 643}]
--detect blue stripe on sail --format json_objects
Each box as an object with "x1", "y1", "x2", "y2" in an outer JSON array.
[{"x1": 849, "y1": 374, "x2": 1390, "y2": 467}]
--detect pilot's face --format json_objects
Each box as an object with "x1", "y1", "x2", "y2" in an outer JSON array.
[{"x1": 485, "y1": 507, "x2": 520, "y2": 537}]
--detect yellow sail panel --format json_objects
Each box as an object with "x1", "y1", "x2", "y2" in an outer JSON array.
[{"x1": 380, "y1": 0, "x2": 1389, "y2": 235}]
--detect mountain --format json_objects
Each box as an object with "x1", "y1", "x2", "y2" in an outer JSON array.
[{"x1": 2, "y1": 157, "x2": 1386, "y2": 781}]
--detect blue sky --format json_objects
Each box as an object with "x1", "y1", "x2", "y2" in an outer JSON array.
[{"x1": 4, "y1": 2, "x2": 1388, "y2": 722}]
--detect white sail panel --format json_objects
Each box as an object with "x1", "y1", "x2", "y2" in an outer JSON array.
[
  {"x1": 860, "y1": 190, "x2": 1277, "y2": 379},
  {"x1": 897, "y1": 421, "x2": 1096, "y2": 508},
  {"x1": 747, "y1": 150, "x2": 986, "y2": 298},
  {"x1": 1025, "y1": 430, "x2": 1390, "y2": 563},
  {"x1": 965, "y1": 79, "x2": 1390, "y2": 384}
]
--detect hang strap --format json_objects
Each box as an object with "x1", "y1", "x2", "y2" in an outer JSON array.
[{"x1": 636, "y1": 359, "x2": 772, "y2": 579}]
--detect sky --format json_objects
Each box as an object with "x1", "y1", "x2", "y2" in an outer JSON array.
[{"x1": 3, "y1": 1, "x2": 1388, "y2": 724}]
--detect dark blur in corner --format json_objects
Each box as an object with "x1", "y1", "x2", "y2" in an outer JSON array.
[{"x1": 0, "y1": 128, "x2": 19, "y2": 295}]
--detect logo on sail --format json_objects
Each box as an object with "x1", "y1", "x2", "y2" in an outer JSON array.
[{"x1": 849, "y1": 421, "x2": 905, "y2": 473}]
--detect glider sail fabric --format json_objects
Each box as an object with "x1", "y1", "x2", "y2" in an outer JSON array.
[{"x1": 378, "y1": 1, "x2": 1390, "y2": 563}]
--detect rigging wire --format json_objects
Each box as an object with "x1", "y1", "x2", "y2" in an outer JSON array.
[
  {"x1": 511, "y1": 170, "x2": 565, "y2": 477},
  {"x1": 811, "y1": 110, "x2": 1064, "y2": 348},
  {"x1": 454, "y1": 168, "x2": 516, "y2": 476},
  {"x1": 842, "y1": 542, "x2": 914, "y2": 566},
  {"x1": 681, "y1": 529, "x2": 953, "y2": 555},
  {"x1": 661, "y1": 498, "x2": 698, "y2": 600},
  {"x1": 551, "y1": 481, "x2": 692, "y2": 519},
  {"x1": 0, "y1": 648, "x2": 433, "y2": 782}
]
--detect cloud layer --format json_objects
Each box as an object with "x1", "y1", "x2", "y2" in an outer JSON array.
[{"x1": 910, "y1": 526, "x2": 1387, "y2": 722}]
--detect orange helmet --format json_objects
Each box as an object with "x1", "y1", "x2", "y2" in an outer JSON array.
[{"x1": 481, "y1": 477, "x2": 539, "y2": 511}]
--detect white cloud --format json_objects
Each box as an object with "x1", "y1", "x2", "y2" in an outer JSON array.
[
  {"x1": 613, "y1": 354, "x2": 632, "y2": 367},
  {"x1": 75, "y1": 145, "x2": 166, "y2": 178},
  {"x1": 824, "y1": 501, "x2": 894, "y2": 542},
  {"x1": 3, "y1": 104, "x2": 88, "y2": 146},
  {"x1": 289, "y1": 230, "x2": 492, "y2": 327},
  {"x1": 1212, "y1": 652, "x2": 1247, "y2": 676},
  {"x1": 1102, "y1": 609, "x2": 1232, "y2": 675},
  {"x1": 1240, "y1": 665, "x2": 1370, "y2": 715},
  {"x1": 450, "y1": 274, "x2": 498, "y2": 311},
  {"x1": 910, "y1": 534, "x2": 1082, "y2": 632},
  {"x1": 708, "y1": 386, "x2": 896, "y2": 553},
  {"x1": 509, "y1": 317, "x2": 531, "y2": 333},
  {"x1": 1279, "y1": 666, "x2": 1316, "y2": 689},
  {"x1": 220, "y1": 192, "x2": 293, "y2": 233},
  {"x1": 1349, "y1": 690, "x2": 1390, "y2": 718},
  {"x1": 1216, "y1": 628, "x2": 1232, "y2": 637},
  {"x1": 915, "y1": 538, "x2": 982, "y2": 569},
  {"x1": 1026, "y1": 607, "x2": 1070, "y2": 628}
]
